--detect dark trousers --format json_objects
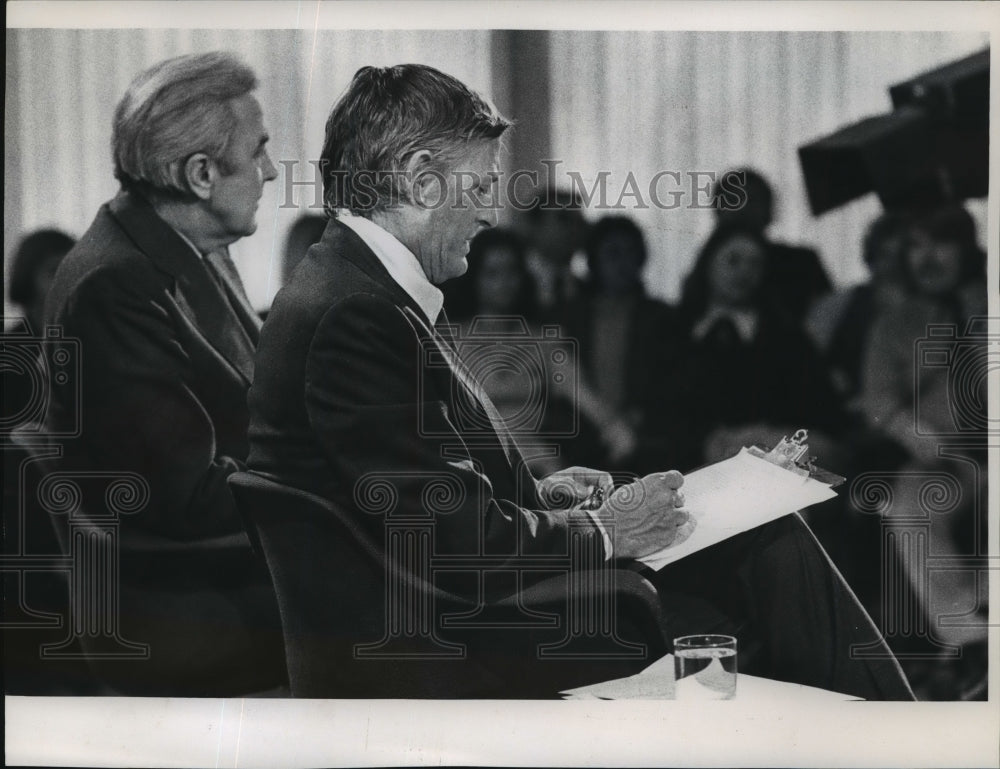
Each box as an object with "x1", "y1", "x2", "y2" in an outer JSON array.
[{"x1": 646, "y1": 513, "x2": 915, "y2": 701}]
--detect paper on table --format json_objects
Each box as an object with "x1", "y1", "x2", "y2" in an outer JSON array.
[
  {"x1": 637, "y1": 448, "x2": 838, "y2": 571},
  {"x1": 561, "y1": 653, "x2": 677, "y2": 700}
]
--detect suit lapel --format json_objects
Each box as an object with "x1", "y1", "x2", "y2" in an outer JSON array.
[{"x1": 109, "y1": 190, "x2": 256, "y2": 384}]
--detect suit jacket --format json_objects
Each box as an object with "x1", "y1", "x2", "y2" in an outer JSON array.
[
  {"x1": 248, "y1": 218, "x2": 603, "y2": 583},
  {"x1": 44, "y1": 189, "x2": 284, "y2": 695}
]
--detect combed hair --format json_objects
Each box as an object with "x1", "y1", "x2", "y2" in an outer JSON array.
[
  {"x1": 442, "y1": 227, "x2": 535, "y2": 321},
  {"x1": 321, "y1": 64, "x2": 512, "y2": 216},
  {"x1": 112, "y1": 51, "x2": 258, "y2": 196}
]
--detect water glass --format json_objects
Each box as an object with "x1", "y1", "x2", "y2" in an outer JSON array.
[{"x1": 673, "y1": 634, "x2": 737, "y2": 700}]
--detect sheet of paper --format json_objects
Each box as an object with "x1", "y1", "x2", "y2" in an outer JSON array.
[
  {"x1": 560, "y1": 654, "x2": 861, "y2": 701},
  {"x1": 637, "y1": 448, "x2": 838, "y2": 571},
  {"x1": 561, "y1": 654, "x2": 677, "y2": 700}
]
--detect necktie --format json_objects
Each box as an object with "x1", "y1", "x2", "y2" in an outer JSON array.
[
  {"x1": 425, "y1": 309, "x2": 517, "y2": 456},
  {"x1": 204, "y1": 250, "x2": 263, "y2": 339}
]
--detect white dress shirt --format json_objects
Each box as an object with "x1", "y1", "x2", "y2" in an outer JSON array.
[{"x1": 336, "y1": 211, "x2": 443, "y2": 325}]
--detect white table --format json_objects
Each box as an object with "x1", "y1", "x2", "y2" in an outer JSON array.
[{"x1": 560, "y1": 653, "x2": 862, "y2": 701}]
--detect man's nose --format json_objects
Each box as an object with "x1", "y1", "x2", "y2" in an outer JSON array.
[
  {"x1": 478, "y1": 205, "x2": 498, "y2": 230},
  {"x1": 262, "y1": 152, "x2": 278, "y2": 183}
]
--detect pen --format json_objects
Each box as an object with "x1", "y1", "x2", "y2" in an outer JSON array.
[{"x1": 580, "y1": 484, "x2": 606, "y2": 511}]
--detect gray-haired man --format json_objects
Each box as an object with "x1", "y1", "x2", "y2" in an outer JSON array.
[{"x1": 45, "y1": 51, "x2": 284, "y2": 695}]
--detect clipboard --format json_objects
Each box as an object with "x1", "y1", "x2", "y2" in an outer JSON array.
[
  {"x1": 636, "y1": 428, "x2": 845, "y2": 572},
  {"x1": 745, "y1": 428, "x2": 846, "y2": 487}
]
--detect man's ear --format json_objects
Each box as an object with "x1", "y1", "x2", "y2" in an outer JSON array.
[
  {"x1": 182, "y1": 153, "x2": 216, "y2": 201},
  {"x1": 403, "y1": 149, "x2": 443, "y2": 209}
]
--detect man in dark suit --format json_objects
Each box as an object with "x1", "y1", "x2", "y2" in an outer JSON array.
[
  {"x1": 44, "y1": 52, "x2": 285, "y2": 695},
  {"x1": 248, "y1": 64, "x2": 913, "y2": 699}
]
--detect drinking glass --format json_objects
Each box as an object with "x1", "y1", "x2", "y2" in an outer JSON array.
[{"x1": 672, "y1": 634, "x2": 737, "y2": 700}]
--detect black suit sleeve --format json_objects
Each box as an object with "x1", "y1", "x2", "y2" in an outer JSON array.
[
  {"x1": 303, "y1": 293, "x2": 594, "y2": 558},
  {"x1": 61, "y1": 267, "x2": 244, "y2": 540}
]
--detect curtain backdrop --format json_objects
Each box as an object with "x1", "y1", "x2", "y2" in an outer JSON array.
[{"x1": 4, "y1": 29, "x2": 988, "y2": 313}]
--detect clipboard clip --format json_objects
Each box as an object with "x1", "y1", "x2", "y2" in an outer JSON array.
[{"x1": 746, "y1": 429, "x2": 846, "y2": 487}]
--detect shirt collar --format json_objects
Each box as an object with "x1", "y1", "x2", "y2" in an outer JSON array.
[
  {"x1": 336, "y1": 211, "x2": 443, "y2": 325},
  {"x1": 692, "y1": 306, "x2": 759, "y2": 343}
]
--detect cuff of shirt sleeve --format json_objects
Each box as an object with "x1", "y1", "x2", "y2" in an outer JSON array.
[{"x1": 579, "y1": 506, "x2": 613, "y2": 561}]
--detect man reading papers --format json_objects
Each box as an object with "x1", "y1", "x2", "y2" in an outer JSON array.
[{"x1": 246, "y1": 64, "x2": 913, "y2": 699}]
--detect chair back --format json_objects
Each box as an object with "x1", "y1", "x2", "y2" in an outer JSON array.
[
  {"x1": 228, "y1": 471, "x2": 509, "y2": 697},
  {"x1": 13, "y1": 439, "x2": 286, "y2": 696}
]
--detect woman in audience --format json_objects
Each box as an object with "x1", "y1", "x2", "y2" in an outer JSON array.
[
  {"x1": 860, "y1": 204, "x2": 988, "y2": 699},
  {"x1": 653, "y1": 223, "x2": 846, "y2": 473},
  {"x1": 444, "y1": 228, "x2": 631, "y2": 474},
  {"x1": 443, "y1": 227, "x2": 537, "y2": 323},
  {"x1": 562, "y1": 216, "x2": 673, "y2": 473},
  {"x1": 863, "y1": 205, "x2": 987, "y2": 450},
  {"x1": 443, "y1": 229, "x2": 574, "y2": 475}
]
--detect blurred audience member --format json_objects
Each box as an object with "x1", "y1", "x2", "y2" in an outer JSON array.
[
  {"x1": 443, "y1": 228, "x2": 560, "y2": 474},
  {"x1": 863, "y1": 204, "x2": 987, "y2": 460},
  {"x1": 443, "y1": 227, "x2": 537, "y2": 322},
  {"x1": 4, "y1": 229, "x2": 105, "y2": 695},
  {"x1": 444, "y1": 227, "x2": 630, "y2": 475},
  {"x1": 3, "y1": 229, "x2": 75, "y2": 434},
  {"x1": 563, "y1": 216, "x2": 673, "y2": 472},
  {"x1": 654, "y1": 223, "x2": 845, "y2": 473},
  {"x1": 7, "y1": 229, "x2": 75, "y2": 334},
  {"x1": 807, "y1": 212, "x2": 912, "y2": 404},
  {"x1": 713, "y1": 168, "x2": 831, "y2": 324},
  {"x1": 860, "y1": 204, "x2": 988, "y2": 699},
  {"x1": 281, "y1": 213, "x2": 327, "y2": 286},
  {"x1": 516, "y1": 187, "x2": 589, "y2": 323}
]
